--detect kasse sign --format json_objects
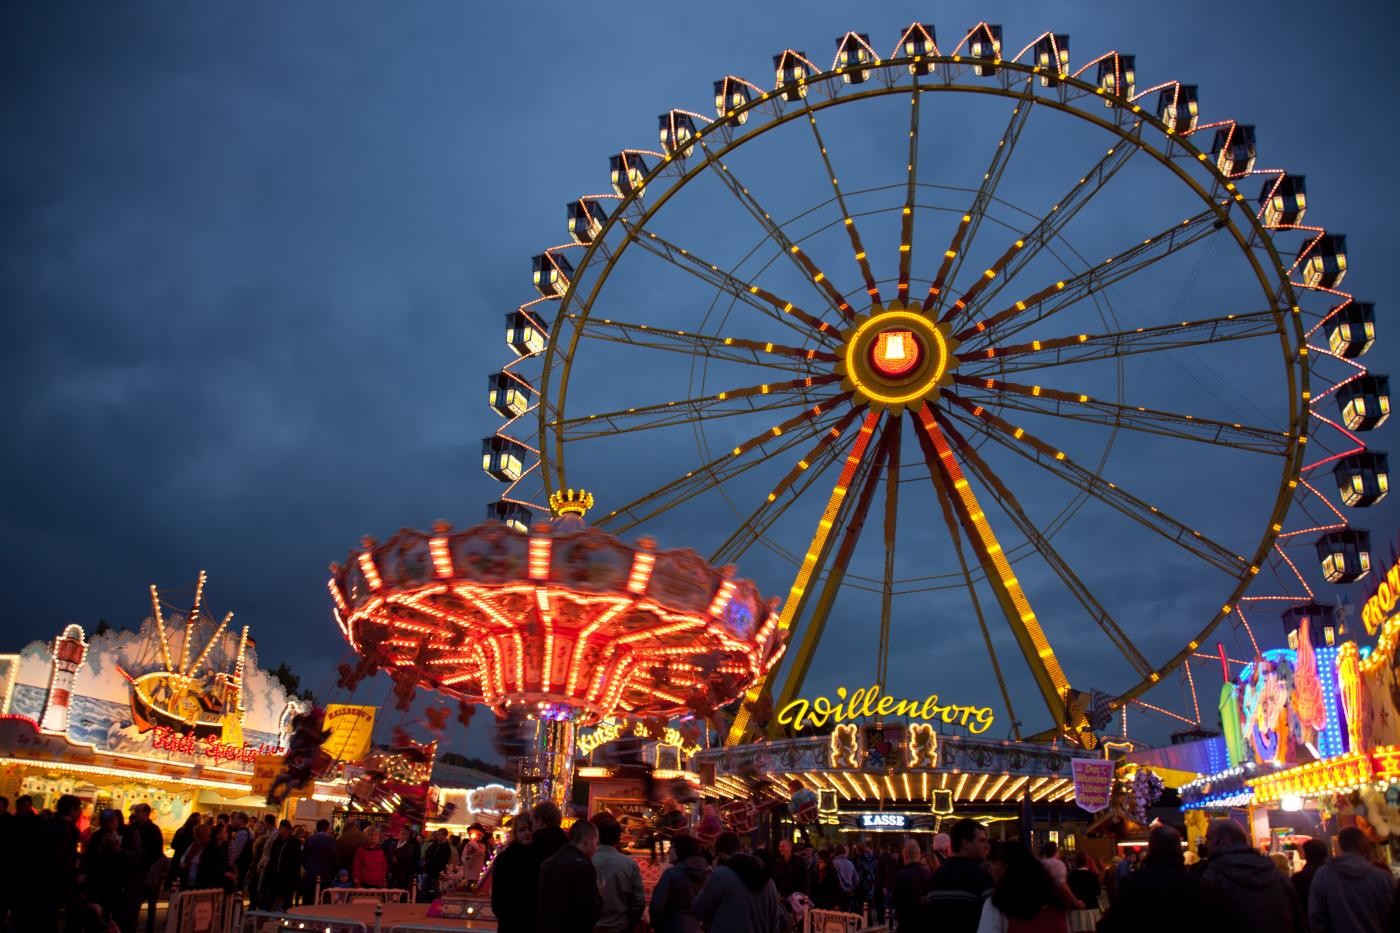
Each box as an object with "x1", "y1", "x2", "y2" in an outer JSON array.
[{"x1": 859, "y1": 813, "x2": 908, "y2": 829}]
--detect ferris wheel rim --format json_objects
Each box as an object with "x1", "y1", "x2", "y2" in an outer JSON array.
[{"x1": 523, "y1": 51, "x2": 1314, "y2": 741}]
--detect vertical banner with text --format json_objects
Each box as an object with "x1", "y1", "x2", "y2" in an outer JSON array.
[{"x1": 1071, "y1": 759, "x2": 1115, "y2": 813}]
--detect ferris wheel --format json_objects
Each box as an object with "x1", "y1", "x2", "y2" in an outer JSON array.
[{"x1": 483, "y1": 23, "x2": 1390, "y2": 749}]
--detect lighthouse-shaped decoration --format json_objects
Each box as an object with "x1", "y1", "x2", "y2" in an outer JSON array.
[{"x1": 40, "y1": 624, "x2": 88, "y2": 734}]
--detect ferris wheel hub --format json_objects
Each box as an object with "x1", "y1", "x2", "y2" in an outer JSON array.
[{"x1": 836, "y1": 300, "x2": 961, "y2": 413}]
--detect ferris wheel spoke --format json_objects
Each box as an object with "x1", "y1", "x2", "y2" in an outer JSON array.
[
  {"x1": 800, "y1": 98, "x2": 882, "y2": 304},
  {"x1": 894, "y1": 82, "x2": 924, "y2": 304},
  {"x1": 923, "y1": 78, "x2": 1036, "y2": 316},
  {"x1": 875, "y1": 417, "x2": 901, "y2": 688},
  {"x1": 597, "y1": 396, "x2": 853, "y2": 534},
  {"x1": 552, "y1": 374, "x2": 840, "y2": 442},
  {"x1": 709, "y1": 407, "x2": 864, "y2": 567},
  {"x1": 919, "y1": 413, "x2": 1022, "y2": 740},
  {"x1": 942, "y1": 396, "x2": 1252, "y2": 577},
  {"x1": 566, "y1": 313, "x2": 824, "y2": 374},
  {"x1": 936, "y1": 411, "x2": 1155, "y2": 679},
  {"x1": 616, "y1": 222, "x2": 838, "y2": 344},
  {"x1": 942, "y1": 126, "x2": 1144, "y2": 331},
  {"x1": 962, "y1": 308, "x2": 1280, "y2": 375},
  {"x1": 952, "y1": 375, "x2": 1292, "y2": 456},
  {"x1": 694, "y1": 138, "x2": 856, "y2": 324},
  {"x1": 771, "y1": 414, "x2": 897, "y2": 719},
  {"x1": 956, "y1": 206, "x2": 1227, "y2": 349},
  {"x1": 911, "y1": 402, "x2": 1082, "y2": 738},
  {"x1": 727, "y1": 410, "x2": 884, "y2": 743}
]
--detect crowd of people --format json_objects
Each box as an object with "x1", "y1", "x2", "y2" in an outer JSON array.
[
  {"x1": 8, "y1": 786, "x2": 1400, "y2": 933},
  {"x1": 0, "y1": 792, "x2": 491, "y2": 933}
]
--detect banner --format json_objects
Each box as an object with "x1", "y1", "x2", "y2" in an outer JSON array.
[
  {"x1": 1071, "y1": 758, "x2": 1115, "y2": 813},
  {"x1": 323, "y1": 704, "x2": 376, "y2": 761},
  {"x1": 250, "y1": 754, "x2": 282, "y2": 798}
]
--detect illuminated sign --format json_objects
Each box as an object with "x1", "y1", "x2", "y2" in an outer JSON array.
[
  {"x1": 859, "y1": 812, "x2": 908, "y2": 829},
  {"x1": 576, "y1": 718, "x2": 702, "y2": 758},
  {"x1": 1362, "y1": 559, "x2": 1400, "y2": 635},
  {"x1": 778, "y1": 684, "x2": 995, "y2": 734},
  {"x1": 150, "y1": 726, "x2": 283, "y2": 765}
]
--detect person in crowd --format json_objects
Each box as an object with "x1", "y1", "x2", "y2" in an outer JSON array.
[
  {"x1": 695, "y1": 804, "x2": 723, "y2": 851},
  {"x1": 170, "y1": 812, "x2": 202, "y2": 875},
  {"x1": 226, "y1": 812, "x2": 253, "y2": 893},
  {"x1": 875, "y1": 842, "x2": 901, "y2": 925},
  {"x1": 301, "y1": 818, "x2": 337, "y2": 905},
  {"x1": 461, "y1": 826, "x2": 487, "y2": 882},
  {"x1": 335, "y1": 817, "x2": 369, "y2": 874},
  {"x1": 257, "y1": 820, "x2": 302, "y2": 911},
  {"x1": 353, "y1": 825, "x2": 389, "y2": 888},
  {"x1": 974, "y1": 840, "x2": 1071, "y2": 933},
  {"x1": 1270, "y1": 852, "x2": 1293, "y2": 876},
  {"x1": 893, "y1": 839, "x2": 931, "y2": 931},
  {"x1": 537, "y1": 818, "x2": 603, "y2": 933},
  {"x1": 422, "y1": 827, "x2": 454, "y2": 899},
  {"x1": 489, "y1": 812, "x2": 537, "y2": 933},
  {"x1": 927, "y1": 833, "x2": 953, "y2": 874},
  {"x1": 85, "y1": 808, "x2": 138, "y2": 931},
  {"x1": 650, "y1": 834, "x2": 708, "y2": 933},
  {"x1": 387, "y1": 826, "x2": 419, "y2": 893},
  {"x1": 1039, "y1": 841, "x2": 1082, "y2": 911},
  {"x1": 1097, "y1": 826, "x2": 1224, "y2": 933},
  {"x1": 772, "y1": 839, "x2": 799, "y2": 897},
  {"x1": 180, "y1": 821, "x2": 229, "y2": 892},
  {"x1": 811, "y1": 850, "x2": 843, "y2": 910},
  {"x1": 1065, "y1": 851, "x2": 1102, "y2": 931},
  {"x1": 694, "y1": 832, "x2": 785, "y2": 933},
  {"x1": 653, "y1": 798, "x2": 688, "y2": 863},
  {"x1": 1308, "y1": 826, "x2": 1393, "y2": 933},
  {"x1": 123, "y1": 802, "x2": 165, "y2": 933},
  {"x1": 591, "y1": 813, "x2": 645, "y2": 933},
  {"x1": 832, "y1": 845, "x2": 858, "y2": 912},
  {"x1": 1291, "y1": 838, "x2": 1327, "y2": 913},
  {"x1": 22, "y1": 794, "x2": 84, "y2": 932},
  {"x1": 249, "y1": 813, "x2": 278, "y2": 897},
  {"x1": 853, "y1": 842, "x2": 878, "y2": 920},
  {"x1": 531, "y1": 801, "x2": 568, "y2": 862},
  {"x1": 922, "y1": 818, "x2": 993, "y2": 933},
  {"x1": 1200, "y1": 820, "x2": 1304, "y2": 933}
]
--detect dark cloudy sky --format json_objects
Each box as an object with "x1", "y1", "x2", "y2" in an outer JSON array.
[{"x1": 4, "y1": 1, "x2": 1397, "y2": 757}]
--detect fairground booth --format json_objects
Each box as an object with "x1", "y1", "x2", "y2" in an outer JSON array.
[
  {"x1": 0, "y1": 575, "x2": 352, "y2": 829},
  {"x1": 1180, "y1": 551, "x2": 1400, "y2": 867}
]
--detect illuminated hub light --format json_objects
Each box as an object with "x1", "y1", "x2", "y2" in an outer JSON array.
[
  {"x1": 1334, "y1": 452, "x2": 1389, "y2": 507},
  {"x1": 870, "y1": 330, "x2": 922, "y2": 377},
  {"x1": 1336, "y1": 375, "x2": 1390, "y2": 431}
]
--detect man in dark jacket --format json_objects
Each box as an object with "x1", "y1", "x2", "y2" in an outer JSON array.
[
  {"x1": 123, "y1": 802, "x2": 166, "y2": 933},
  {"x1": 530, "y1": 800, "x2": 568, "y2": 862},
  {"x1": 422, "y1": 828, "x2": 454, "y2": 899},
  {"x1": 258, "y1": 820, "x2": 303, "y2": 911},
  {"x1": 301, "y1": 819, "x2": 337, "y2": 905},
  {"x1": 921, "y1": 818, "x2": 992, "y2": 933},
  {"x1": 1292, "y1": 838, "x2": 1328, "y2": 911},
  {"x1": 1308, "y1": 826, "x2": 1393, "y2": 933},
  {"x1": 537, "y1": 818, "x2": 603, "y2": 933},
  {"x1": 1099, "y1": 825, "x2": 1225, "y2": 933},
  {"x1": 693, "y1": 832, "x2": 785, "y2": 933},
  {"x1": 892, "y1": 840, "x2": 931, "y2": 931},
  {"x1": 650, "y1": 835, "x2": 708, "y2": 933},
  {"x1": 1200, "y1": 819, "x2": 1306, "y2": 933}
]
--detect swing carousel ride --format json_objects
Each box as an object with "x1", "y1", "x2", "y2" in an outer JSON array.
[{"x1": 336, "y1": 20, "x2": 1389, "y2": 814}]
